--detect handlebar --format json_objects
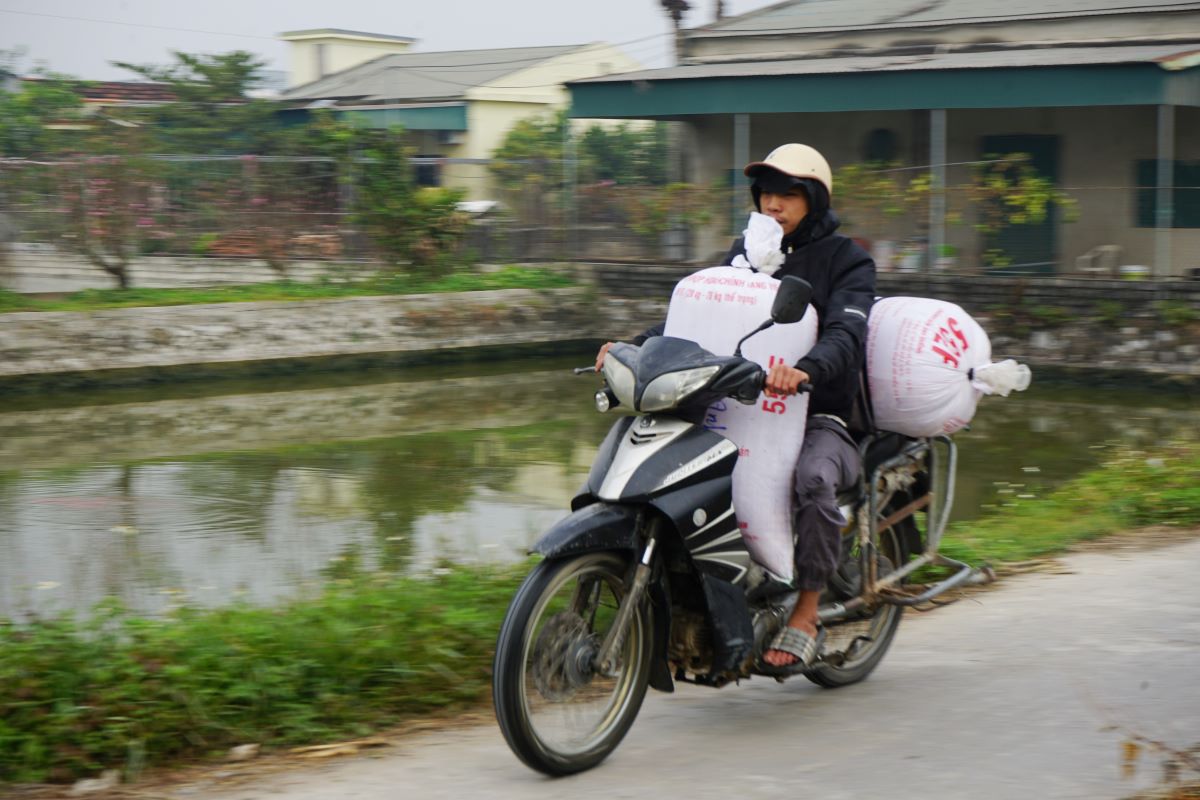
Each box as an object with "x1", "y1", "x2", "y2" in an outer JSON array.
[
  {"x1": 754, "y1": 367, "x2": 813, "y2": 396},
  {"x1": 573, "y1": 366, "x2": 596, "y2": 375}
]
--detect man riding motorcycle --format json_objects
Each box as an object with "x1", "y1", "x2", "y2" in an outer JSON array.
[{"x1": 596, "y1": 143, "x2": 876, "y2": 673}]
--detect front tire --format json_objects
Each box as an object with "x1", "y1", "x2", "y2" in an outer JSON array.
[{"x1": 493, "y1": 552, "x2": 652, "y2": 776}]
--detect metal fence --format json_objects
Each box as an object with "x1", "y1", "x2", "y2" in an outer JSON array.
[
  {"x1": 2, "y1": 156, "x2": 353, "y2": 264},
  {"x1": 0, "y1": 154, "x2": 727, "y2": 269},
  {"x1": 1, "y1": 153, "x2": 1188, "y2": 279}
]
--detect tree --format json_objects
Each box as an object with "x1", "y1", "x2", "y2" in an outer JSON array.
[
  {"x1": 833, "y1": 156, "x2": 1078, "y2": 270},
  {"x1": 491, "y1": 113, "x2": 669, "y2": 191},
  {"x1": 112, "y1": 51, "x2": 282, "y2": 154},
  {"x1": 56, "y1": 125, "x2": 163, "y2": 289},
  {"x1": 351, "y1": 128, "x2": 467, "y2": 272},
  {"x1": 489, "y1": 111, "x2": 567, "y2": 192},
  {"x1": 966, "y1": 153, "x2": 1079, "y2": 267},
  {"x1": 0, "y1": 70, "x2": 85, "y2": 158},
  {"x1": 578, "y1": 123, "x2": 668, "y2": 185},
  {"x1": 489, "y1": 114, "x2": 671, "y2": 242}
]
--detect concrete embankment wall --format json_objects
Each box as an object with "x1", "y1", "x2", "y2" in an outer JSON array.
[
  {"x1": 1, "y1": 264, "x2": 1195, "y2": 393},
  {"x1": 0, "y1": 287, "x2": 663, "y2": 393},
  {"x1": 0, "y1": 247, "x2": 377, "y2": 293},
  {"x1": 584, "y1": 264, "x2": 1200, "y2": 384}
]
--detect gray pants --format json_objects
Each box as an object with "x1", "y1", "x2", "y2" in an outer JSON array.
[{"x1": 793, "y1": 416, "x2": 861, "y2": 591}]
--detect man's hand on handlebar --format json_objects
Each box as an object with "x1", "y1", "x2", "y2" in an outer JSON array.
[
  {"x1": 595, "y1": 341, "x2": 615, "y2": 372},
  {"x1": 764, "y1": 364, "x2": 811, "y2": 396}
]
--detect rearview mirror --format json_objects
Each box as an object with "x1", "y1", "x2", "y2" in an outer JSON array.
[{"x1": 771, "y1": 276, "x2": 813, "y2": 324}]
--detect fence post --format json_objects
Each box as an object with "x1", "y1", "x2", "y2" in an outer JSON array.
[
  {"x1": 1155, "y1": 103, "x2": 1175, "y2": 278},
  {"x1": 563, "y1": 113, "x2": 577, "y2": 262},
  {"x1": 733, "y1": 113, "x2": 750, "y2": 237},
  {"x1": 928, "y1": 108, "x2": 947, "y2": 274}
]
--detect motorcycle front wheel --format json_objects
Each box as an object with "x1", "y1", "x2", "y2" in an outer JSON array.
[{"x1": 493, "y1": 551, "x2": 652, "y2": 776}]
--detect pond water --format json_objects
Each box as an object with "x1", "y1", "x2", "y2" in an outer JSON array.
[{"x1": 1, "y1": 358, "x2": 1195, "y2": 619}]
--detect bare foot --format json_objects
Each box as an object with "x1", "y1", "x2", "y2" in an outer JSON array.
[{"x1": 762, "y1": 619, "x2": 819, "y2": 667}]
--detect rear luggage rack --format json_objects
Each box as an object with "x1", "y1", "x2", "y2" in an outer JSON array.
[{"x1": 819, "y1": 433, "x2": 994, "y2": 625}]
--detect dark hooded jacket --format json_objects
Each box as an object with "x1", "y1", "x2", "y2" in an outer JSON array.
[{"x1": 632, "y1": 200, "x2": 875, "y2": 422}]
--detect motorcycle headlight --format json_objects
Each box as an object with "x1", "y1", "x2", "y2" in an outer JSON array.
[
  {"x1": 639, "y1": 366, "x2": 721, "y2": 412},
  {"x1": 601, "y1": 355, "x2": 637, "y2": 409}
]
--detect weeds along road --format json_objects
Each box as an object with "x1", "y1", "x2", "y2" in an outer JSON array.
[{"x1": 180, "y1": 535, "x2": 1200, "y2": 800}]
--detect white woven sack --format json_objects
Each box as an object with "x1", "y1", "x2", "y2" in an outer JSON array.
[
  {"x1": 866, "y1": 296, "x2": 1029, "y2": 437},
  {"x1": 664, "y1": 266, "x2": 817, "y2": 581}
]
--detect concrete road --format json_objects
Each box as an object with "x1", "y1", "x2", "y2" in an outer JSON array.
[{"x1": 189, "y1": 536, "x2": 1200, "y2": 800}]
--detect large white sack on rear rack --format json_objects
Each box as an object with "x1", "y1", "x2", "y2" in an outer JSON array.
[
  {"x1": 866, "y1": 296, "x2": 1031, "y2": 438},
  {"x1": 664, "y1": 266, "x2": 818, "y2": 581}
]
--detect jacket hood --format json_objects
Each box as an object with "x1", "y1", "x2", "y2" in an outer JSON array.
[
  {"x1": 753, "y1": 176, "x2": 839, "y2": 249},
  {"x1": 783, "y1": 207, "x2": 841, "y2": 250}
]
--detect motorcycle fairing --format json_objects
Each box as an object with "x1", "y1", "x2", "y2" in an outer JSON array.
[
  {"x1": 646, "y1": 475, "x2": 752, "y2": 586},
  {"x1": 593, "y1": 418, "x2": 738, "y2": 502},
  {"x1": 584, "y1": 416, "x2": 635, "y2": 502},
  {"x1": 529, "y1": 502, "x2": 641, "y2": 559}
]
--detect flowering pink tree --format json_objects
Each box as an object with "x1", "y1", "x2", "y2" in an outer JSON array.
[{"x1": 58, "y1": 153, "x2": 157, "y2": 289}]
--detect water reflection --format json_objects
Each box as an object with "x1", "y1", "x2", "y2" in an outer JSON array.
[{"x1": 0, "y1": 362, "x2": 1194, "y2": 619}]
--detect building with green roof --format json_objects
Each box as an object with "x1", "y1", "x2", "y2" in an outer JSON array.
[
  {"x1": 280, "y1": 32, "x2": 642, "y2": 200},
  {"x1": 570, "y1": 0, "x2": 1200, "y2": 276}
]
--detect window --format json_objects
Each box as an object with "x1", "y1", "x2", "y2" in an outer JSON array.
[
  {"x1": 1135, "y1": 160, "x2": 1200, "y2": 228},
  {"x1": 414, "y1": 157, "x2": 442, "y2": 187},
  {"x1": 863, "y1": 128, "x2": 899, "y2": 164}
]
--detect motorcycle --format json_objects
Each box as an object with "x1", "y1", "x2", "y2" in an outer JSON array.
[{"x1": 492, "y1": 276, "x2": 995, "y2": 776}]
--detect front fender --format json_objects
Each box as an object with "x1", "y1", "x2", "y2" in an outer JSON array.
[{"x1": 530, "y1": 502, "x2": 641, "y2": 559}]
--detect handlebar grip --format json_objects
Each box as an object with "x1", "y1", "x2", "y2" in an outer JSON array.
[
  {"x1": 756, "y1": 371, "x2": 814, "y2": 395},
  {"x1": 573, "y1": 366, "x2": 596, "y2": 375}
]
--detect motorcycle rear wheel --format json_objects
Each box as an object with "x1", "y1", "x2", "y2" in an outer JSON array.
[
  {"x1": 806, "y1": 518, "x2": 911, "y2": 688},
  {"x1": 493, "y1": 552, "x2": 652, "y2": 776}
]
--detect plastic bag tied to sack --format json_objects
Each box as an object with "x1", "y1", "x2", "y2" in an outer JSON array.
[
  {"x1": 664, "y1": 265, "x2": 817, "y2": 581},
  {"x1": 729, "y1": 212, "x2": 785, "y2": 275},
  {"x1": 866, "y1": 296, "x2": 1031, "y2": 438}
]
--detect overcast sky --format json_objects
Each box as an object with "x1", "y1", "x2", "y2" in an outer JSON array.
[{"x1": 1, "y1": 0, "x2": 772, "y2": 81}]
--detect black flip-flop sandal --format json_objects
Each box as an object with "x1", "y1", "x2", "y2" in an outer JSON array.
[{"x1": 757, "y1": 625, "x2": 826, "y2": 677}]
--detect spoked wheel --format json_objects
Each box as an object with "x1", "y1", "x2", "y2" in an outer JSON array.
[
  {"x1": 493, "y1": 552, "x2": 652, "y2": 775},
  {"x1": 808, "y1": 518, "x2": 912, "y2": 688}
]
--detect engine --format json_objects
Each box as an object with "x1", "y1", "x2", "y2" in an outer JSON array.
[{"x1": 667, "y1": 608, "x2": 712, "y2": 673}]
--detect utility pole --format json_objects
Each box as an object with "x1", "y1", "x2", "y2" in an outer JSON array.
[
  {"x1": 661, "y1": 0, "x2": 691, "y2": 63},
  {"x1": 660, "y1": 0, "x2": 691, "y2": 260}
]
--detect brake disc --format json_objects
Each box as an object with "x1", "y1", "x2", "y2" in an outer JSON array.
[{"x1": 531, "y1": 611, "x2": 598, "y2": 701}]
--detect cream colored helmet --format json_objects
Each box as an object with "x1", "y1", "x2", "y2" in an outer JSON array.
[{"x1": 743, "y1": 143, "x2": 833, "y2": 198}]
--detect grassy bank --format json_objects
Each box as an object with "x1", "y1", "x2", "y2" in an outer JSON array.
[
  {"x1": 1, "y1": 441, "x2": 1196, "y2": 784},
  {"x1": 940, "y1": 439, "x2": 1199, "y2": 567},
  {"x1": 0, "y1": 265, "x2": 573, "y2": 313},
  {"x1": 0, "y1": 566, "x2": 524, "y2": 783}
]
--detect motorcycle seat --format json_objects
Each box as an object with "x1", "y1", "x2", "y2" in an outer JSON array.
[
  {"x1": 860, "y1": 430, "x2": 914, "y2": 480},
  {"x1": 835, "y1": 430, "x2": 917, "y2": 509}
]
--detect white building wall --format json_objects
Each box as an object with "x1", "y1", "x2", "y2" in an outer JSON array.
[
  {"x1": 470, "y1": 43, "x2": 643, "y2": 106},
  {"x1": 442, "y1": 45, "x2": 643, "y2": 201},
  {"x1": 287, "y1": 37, "x2": 414, "y2": 88}
]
